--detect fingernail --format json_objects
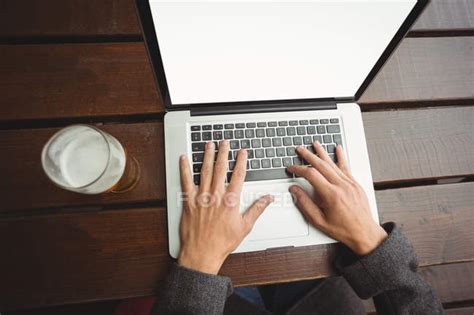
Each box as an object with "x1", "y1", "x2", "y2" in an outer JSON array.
[
  {"x1": 296, "y1": 145, "x2": 303, "y2": 151},
  {"x1": 221, "y1": 140, "x2": 229, "y2": 147},
  {"x1": 289, "y1": 185, "x2": 299, "y2": 194},
  {"x1": 315, "y1": 141, "x2": 321, "y2": 146},
  {"x1": 180, "y1": 155, "x2": 186, "y2": 161},
  {"x1": 206, "y1": 141, "x2": 214, "y2": 149},
  {"x1": 266, "y1": 195, "x2": 275, "y2": 202}
]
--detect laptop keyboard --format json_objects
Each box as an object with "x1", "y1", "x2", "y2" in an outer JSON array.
[{"x1": 190, "y1": 118, "x2": 343, "y2": 185}]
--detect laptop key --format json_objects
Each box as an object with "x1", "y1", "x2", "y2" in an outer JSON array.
[
  {"x1": 303, "y1": 136, "x2": 312, "y2": 144},
  {"x1": 246, "y1": 122, "x2": 256, "y2": 128},
  {"x1": 251, "y1": 139, "x2": 261, "y2": 148},
  {"x1": 229, "y1": 161, "x2": 236, "y2": 170},
  {"x1": 282, "y1": 157, "x2": 292, "y2": 167},
  {"x1": 320, "y1": 119, "x2": 329, "y2": 124},
  {"x1": 193, "y1": 163, "x2": 202, "y2": 173},
  {"x1": 213, "y1": 131, "x2": 223, "y2": 140},
  {"x1": 265, "y1": 148, "x2": 275, "y2": 157},
  {"x1": 276, "y1": 147, "x2": 286, "y2": 157},
  {"x1": 313, "y1": 135, "x2": 322, "y2": 143},
  {"x1": 297, "y1": 126, "x2": 306, "y2": 135},
  {"x1": 191, "y1": 125, "x2": 200, "y2": 131},
  {"x1": 192, "y1": 142, "x2": 206, "y2": 151},
  {"x1": 287, "y1": 127, "x2": 296, "y2": 136},
  {"x1": 272, "y1": 158, "x2": 282, "y2": 167},
  {"x1": 261, "y1": 159, "x2": 271, "y2": 168},
  {"x1": 224, "y1": 123, "x2": 234, "y2": 129},
  {"x1": 333, "y1": 134, "x2": 342, "y2": 146},
  {"x1": 278, "y1": 121, "x2": 289, "y2": 126},
  {"x1": 236, "y1": 123, "x2": 245, "y2": 129},
  {"x1": 193, "y1": 174, "x2": 200, "y2": 185},
  {"x1": 256, "y1": 129, "x2": 265, "y2": 137},
  {"x1": 299, "y1": 120, "x2": 309, "y2": 125},
  {"x1": 328, "y1": 154, "x2": 336, "y2": 162},
  {"x1": 310, "y1": 119, "x2": 319, "y2": 125},
  {"x1": 257, "y1": 122, "x2": 267, "y2": 127},
  {"x1": 283, "y1": 137, "x2": 292, "y2": 146},
  {"x1": 289, "y1": 120, "x2": 298, "y2": 126},
  {"x1": 293, "y1": 137, "x2": 302, "y2": 145},
  {"x1": 330, "y1": 118, "x2": 339, "y2": 123},
  {"x1": 323, "y1": 135, "x2": 332, "y2": 143},
  {"x1": 293, "y1": 157, "x2": 303, "y2": 165},
  {"x1": 202, "y1": 125, "x2": 212, "y2": 131},
  {"x1": 286, "y1": 147, "x2": 296, "y2": 156},
  {"x1": 202, "y1": 132, "x2": 212, "y2": 141},
  {"x1": 268, "y1": 121, "x2": 278, "y2": 127},
  {"x1": 235, "y1": 130, "x2": 244, "y2": 139},
  {"x1": 327, "y1": 125, "x2": 341, "y2": 133},
  {"x1": 192, "y1": 153, "x2": 204, "y2": 162},
  {"x1": 272, "y1": 138, "x2": 282, "y2": 147},
  {"x1": 307, "y1": 126, "x2": 316, "y2": 134},
  {"x1": 317, "y1": 126, "x2": 326, "y2": 134},
  {"x1": 251, "y1": 159, "x2": 260, "y2": 169},
  {"x1": 327, "y1": 144, "x2": 336, "y2": 154},
  {"x1": 224, "y1": 130, "x2": 234, "y2": 139},
  {"x1": 230, "y1": 140, "x2": 240, "y2": 149},
  {"x1": 262, "y1": 138, "x2": 272, "y2": 147},
  {"x1": 245, "y1": 129, "x2": 255, "y2": 138},
  {"x1": 191, "y1": 132, "x2": 201, "y2": 141},
  {"x1": 276, "y1": 127, "x2": 286, "y2": 136},
  {"x1": 248, "y1": 149, "x2": 255, "y2": 159},
  {"x1": 241, "y1": 140, "x2": 251, "y2": 149},
  {"x1": 266, "y1": 128, "x2": 276, "y2": 137},
  {"x1": 213, "y1": 124, "x2": 223, "y2": 130},
  {"x1": 255, "y1": 149, "x2": 265, "y2": 158}
]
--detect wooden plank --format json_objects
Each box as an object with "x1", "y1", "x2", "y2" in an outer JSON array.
[
  {"x1": 1, "y1": 182, "x2": 472, "y2": 310},
  {"x1": 0, "y1": 123, "x2": 165, "y2": 212},
  {"x1": 0, "y1": 0, "x2": 472, "y2": 38},
  {"x1": 445, "y1": 307, "x2": 474, "y2": 315},
  {"x1": 364, "y1": 106, "x2": 474, "y2": 184},
  {"x1": 0, "y1": 43, "x2": 161, "y2": 121},
  {"x1": 413, "y1": 0, "x2": 474, "y2": 33},
  {"x1": 1, "y1": 37, "x2": 473, "y2": 121},
  {"x1": 2, "y1": 107, "x2": 473, "y2": 213},
  {"x1": 0, "y1": 0, "x2": 140, "y2": 37},
  {"x1": 364, "y1": 262, "x2": 474, "y2": 313}
]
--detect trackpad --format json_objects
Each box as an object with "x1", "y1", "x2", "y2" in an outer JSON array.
[{"x1": 240, "y1": 181, "x2": 310, "y2": 241}]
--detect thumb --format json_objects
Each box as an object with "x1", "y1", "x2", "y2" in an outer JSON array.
[
  {"x1": 242, "y1": 195, "x2": 274, "y2": 231},
  {"x1": 289, "y1": 185, "x2": 327, "y2": 230}
]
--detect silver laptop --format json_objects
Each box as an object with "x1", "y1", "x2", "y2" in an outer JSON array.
[{"x1": 136, "y1": 0, "x2": 428, "y2": 258}]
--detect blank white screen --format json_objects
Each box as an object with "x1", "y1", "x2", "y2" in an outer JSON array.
[{"x1": 150, "y1": 1, "x2": 416, "y2": 105}]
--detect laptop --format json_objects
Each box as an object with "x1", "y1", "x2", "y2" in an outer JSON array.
[{"x1": 135, "y1": 0, "x2": 428, "y2": 258}]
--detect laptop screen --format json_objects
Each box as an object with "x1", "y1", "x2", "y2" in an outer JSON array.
[{"x1": 148, "y1": 0, "x2": 417, "y2": 106}]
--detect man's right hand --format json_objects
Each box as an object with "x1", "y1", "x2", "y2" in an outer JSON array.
[{"x1": 287, "y1": 142, "x2": 387, "y2": 256}]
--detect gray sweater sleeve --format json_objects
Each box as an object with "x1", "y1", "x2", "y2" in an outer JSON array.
[
  {"x1": 336, "y1": 222, "x2": 443, "y2": 315},
  {"x1": 153, "y1": 263, "x2": 233, "y2": 315}
]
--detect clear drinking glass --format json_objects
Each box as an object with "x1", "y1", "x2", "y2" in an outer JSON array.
[{"x1": 41, "y1": 125, "x2": 140, "y2": 194}]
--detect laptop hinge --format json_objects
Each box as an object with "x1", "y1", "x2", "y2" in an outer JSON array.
[{"x1": 190, "y1": 100, "x2": 337, "y2": 116}]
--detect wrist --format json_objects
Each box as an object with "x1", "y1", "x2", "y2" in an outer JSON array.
[
  {"x1": 178, "y1": 249, "x2": 226, "y2": 275},
  {"x1": 350, "y1": 225, "x2": 388, "y2": 256}
]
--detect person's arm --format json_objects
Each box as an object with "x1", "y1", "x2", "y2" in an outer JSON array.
[
  {"x1": 154, "y1": 140, "x2": 273, "y2": 315},
  {"x1": 287, "y1": 142, "x2": 443, "y2": 314}
]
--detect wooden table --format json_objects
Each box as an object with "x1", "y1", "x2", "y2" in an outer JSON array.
[{"x1": 0, "y1": 0, "x2": 473, "y2": 313}]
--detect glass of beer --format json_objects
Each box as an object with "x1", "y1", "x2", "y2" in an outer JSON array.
[{"x1": 41, "y1": 125, "x2": 140, "y2": 194}]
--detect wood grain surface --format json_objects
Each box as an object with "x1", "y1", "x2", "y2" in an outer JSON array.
[
  {"x1": 0, "y1": 0, "x2": 473, "y2": 38},
  {"x1": 2, "y1": 107, "x2": 472, "y2": 213},
  {"x1": 1, "y1": 182, "x2": 472, "y2": 310}
]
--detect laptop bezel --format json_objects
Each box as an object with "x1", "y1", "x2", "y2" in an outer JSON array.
[{"x1": 135, "y1": 0, "x2": 429, "y2": 111}]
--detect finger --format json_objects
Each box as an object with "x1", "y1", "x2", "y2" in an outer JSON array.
[
  {"x1": 292, "y1": 144, "x2": 342, "y2": 184},
  {"x1": 179, "y1": 155, "x2": 196, "y2": 196},
  {"x1": 311, "y1": 142, "x2": 351, "y2": 181},
  {"x1": 199, "y1": 141, "x2": 215, "y2": 192},
  {"x1": 335, "y1": 145, "x2": 351, "y2": 177},
  {"x1": 242, "y1": 195, "x2": 274, "y2": 231},
  {"x1": 304, "y1": 142, "x2": 344, "y2": 183},
  {"x1": 212, "y1": 140, "x2": 230, "y2": 192},
  {"x1": 286, "y1": 164, "x2": 332, "y2": 195},
  {"x1": 289, "y1": 185, "x2": 326, "y2": 230},
  {"x1": 228, "y1": 149, "x2": 248, "y2": 194}
]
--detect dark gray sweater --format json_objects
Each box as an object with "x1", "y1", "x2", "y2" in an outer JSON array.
[{"x1": 154, "y1": 223, "x2": 443, "y2": 314}]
